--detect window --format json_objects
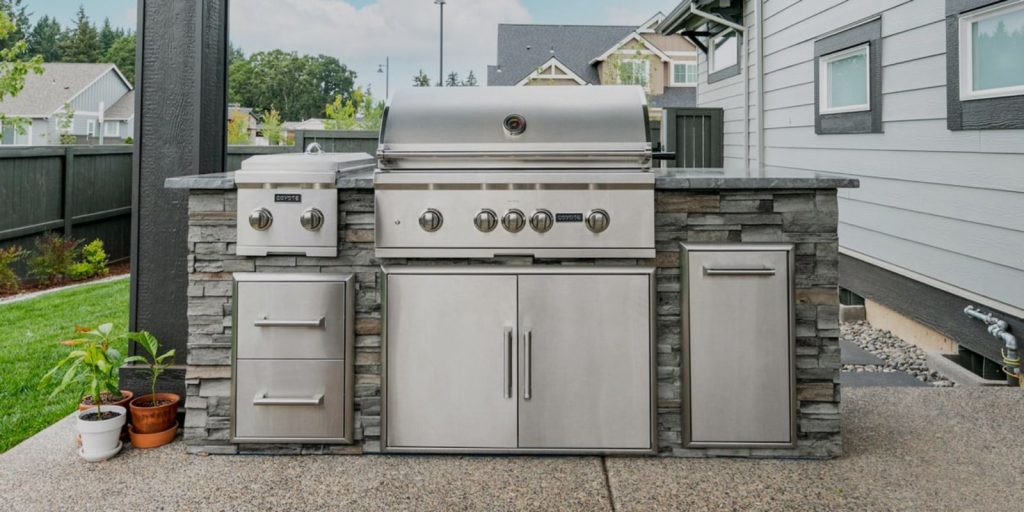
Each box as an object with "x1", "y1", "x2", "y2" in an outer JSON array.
[
  {"x1": 671, "y1": 62, "x2": 697, "y2": 85},
  {"x1": 104, "y1": 121, "x2": 120, "y2": 137},
  {"x1": 818, "y1": 44, "x2": 870, "y2": 114},
  {"x1": 0, "y1": 122, "x2": 32, "y2": 145},
  {"x1": 958, "y1": 0, "x2": 1024, "y2": 101},
  {"x1": 709, "y1": 30, "x2": 738, "y2": 73},
  {"x1": 619, "y1": 59, "x2": 649, "y2": 87},
  {"x1": 813, "y1": 17, "x2": 881, "y2": 134},
  {"x1": 86, "y1": 119, "x2": 96, "y2": 137}
]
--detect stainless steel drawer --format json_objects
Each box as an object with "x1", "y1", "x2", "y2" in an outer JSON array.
[
  {"x1": 233, "y1": 359, "x2": 350, "y2": 442},
  {"x1": 234, "y1": 275, "x2": 351, "y2": 360}
]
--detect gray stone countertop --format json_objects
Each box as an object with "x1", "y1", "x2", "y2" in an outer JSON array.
[{"x1": 165, "y1": 167, "x2": 858, "y2": 191}]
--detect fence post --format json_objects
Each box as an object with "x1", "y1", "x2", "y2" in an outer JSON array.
[{"x1": 63, "y1": 147, "x2": 75, "y2": 238}]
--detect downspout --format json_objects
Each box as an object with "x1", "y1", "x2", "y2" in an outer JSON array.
[
  {"x1": 687, "y1": 3, "x2": 749, "y2": 167},
  {"x1": 964, "y1": 305, "x2": 1021, "y2": 385},
  {"x1": 755, "y1": 0, "x2": 765, "y2": 170}
]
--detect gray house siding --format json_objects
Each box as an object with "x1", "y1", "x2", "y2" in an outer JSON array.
[
  {"x1": 69, "y1": 69, "x2": 131, "y2": 117},
  {"x1": 750, "y1": 0, "x2": 1024, "y2": 315}
]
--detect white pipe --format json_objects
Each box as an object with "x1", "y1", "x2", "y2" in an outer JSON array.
[{"x1": 755, "y1": 0, "x2": 765, "y2": 169}]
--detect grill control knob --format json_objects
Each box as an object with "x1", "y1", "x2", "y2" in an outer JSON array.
[
  {"x1": 300, "y1": 207, "x2": 325, "y2": 231},
  {"x1": 248, "y1": 207, "x2": 273, "y2": 231},
  {"x1": 502, "y1": 209, "x2": 526, "y2": 233},
  {"x1": 586, "y1": 209, "x2": 610, "y2": 233},
  {"x1": 419, "y1": 208, "x2": 443, "y2": 232},
  {"x1": 530, "y1": 209, "x2": 554, "y2": 233},
  {"x1": 474, "y1": 209, "x2": 498, "y2": 232}
]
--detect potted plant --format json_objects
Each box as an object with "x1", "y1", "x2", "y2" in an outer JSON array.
[
  {"x1": 39, "y1": 324, "x2": 131, "y2": 462},
  {"x1": 125, "y1": 331, "x2": 179, "y2": 448}
]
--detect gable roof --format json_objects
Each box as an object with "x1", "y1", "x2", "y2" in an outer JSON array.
[
  {"x1": 104, "y1": 90, "x2": 134, "y2": 120},
  {"x1": 589, "y1": 32, "x2": 672, "y2": 65},
  {"x1": 489, "y1": 23, "x2": 635, "y2": 86},
  {"x1": 515, "y1": 57, "x2": 588, "y2": 86},
  {"x1": 0, "y1": 63, "x2": 130, "y2": 118}
]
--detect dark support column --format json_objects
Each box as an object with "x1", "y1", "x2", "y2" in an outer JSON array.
[{"x1": 125, "y1": 0, "x2": 229, "y2": 396}]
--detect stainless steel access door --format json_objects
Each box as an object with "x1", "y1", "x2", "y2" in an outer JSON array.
[
  {"x1": 517, "y1": 274, "x2": 653, "y2": 450},
  {"x1": 683, "y1": 244, "x2": 795, "y2": 447},
  {"x1": 385, "y1": 274, "x2": 518, "y2": 449}
]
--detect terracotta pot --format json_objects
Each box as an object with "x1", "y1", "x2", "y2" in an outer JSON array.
[
  {"x1": 129, "y1": 393, "x2": 180, "y2": 434},
  {"x1": 128, "y1": 421, "x2": 178, "y2": 449},
  {"x1": 78, "y1": 389, "x2": 134, "y2": 412}
]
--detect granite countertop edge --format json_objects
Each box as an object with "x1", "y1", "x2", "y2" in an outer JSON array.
[{"x1": 165, "y1": 170, "x2": 859, "y2": 191}]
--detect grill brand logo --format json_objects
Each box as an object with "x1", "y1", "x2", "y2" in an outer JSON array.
[
  {"x1": 555, "y1": 213, "x2": 583, "y2": 223},
  {"x1": 274, "y1": 194, "x2": 302, "y2": 203}
]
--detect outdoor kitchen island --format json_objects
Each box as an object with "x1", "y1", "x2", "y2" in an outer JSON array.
[{"x1": 167, "y1": 164, "x2": 857, "y2": 459}]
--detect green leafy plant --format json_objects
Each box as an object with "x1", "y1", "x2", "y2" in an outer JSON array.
[
  {"x1": 68, "y1": 239, "x2": 108, "y2": 281},
  {"x1": 0, "y1": 245, "x2": 26, "y2": 293},
  {"x1": 28, "y1": 233, "x2": 80, "y2": 285},
  {"x1": 324, "y1": 87, "x2": 385, "y2": 130},
  {"x1": 125, "y1": 331, "x2": 175, "y2": 405},
  {"x1": 123, "y1": 136, "x2": 133, "y2": 145},
  {"x1": 56, "y1": 102, "x2": 76, "y2": 145},
  {"x1": 227, "y1": 109, "x2": 251, "y2": 145},
  {"x1": 262, "y1": 106, "x2": 282, "y2": 146},
  {"x1": 38, "y1": 323, "x2": 128, "y2": 417},
  {"x1": 0, "y1": 11, "x2": 43, "y2": 136}
]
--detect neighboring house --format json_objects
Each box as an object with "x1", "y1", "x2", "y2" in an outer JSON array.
[
  {"x1": 0, "y1": 63, "x2": 133, "y2": 145},
  {"x1": 282, "y1": 118, "x2": 326, "y2": 139},
  {"x1": 657, "y1": 0, "x2": 1024, "y2": 372},
  {"x1": 228, "y1": 104, "x2": 262, "y2": 143},
  {"x1": 487, "y1": 13, "x2": 698, "y2": 115}
]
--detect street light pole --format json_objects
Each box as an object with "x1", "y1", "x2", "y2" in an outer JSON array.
[
  {"x1": 435, "y1": 0, "x2": 445, "y2": 86},
  {"x1": 377, "y1": 57, "x2": 390, "y2": 98}
]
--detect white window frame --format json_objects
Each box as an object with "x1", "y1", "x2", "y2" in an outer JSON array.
[
  {"x1": 709, "y1": 29, "x2": 738, "y2": 74},
  {"x1": 104, "y1": 121, "x2": 120, "y2": 137},
  {"x1": 86, "y1": 119, "x2": 96, "y2": 137},
  {"x1": 670, "y1": 61, "x2": 697, "y2": 86},
  {"x1": 619, "y1": 58, "x2": 650, "y2": 88},
  {"x1": 958, "y1": 0, "x2": 1024, "y2": 101},
  {"x1": 818, "y1": 43, "x2": 871, "y2": 115},
  {"x1": 0, "y1": 121, "x2": 33, "y2": 146}
]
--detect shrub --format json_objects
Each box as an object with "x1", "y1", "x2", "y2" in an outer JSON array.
[
  {"x1": 28, "y1": 233, "x2": 79, "y2": 285},
  {"x1": 69, "y1": 239, "x2": 109, "y2": 281},
  {"x1": 0, "y1": 245, "x2": 26, "y2": 293}
]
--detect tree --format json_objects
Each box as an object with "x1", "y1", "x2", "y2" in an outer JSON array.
[
  {"x1": 0, "y1": 11, "x2": 43, "y2": 135},
  {"x1": 0, "y1": 0, "x2": 29, "y2": 50},
  {"x1": 413, "y1": 69, "x2": 431, "y2": 87},
  {"x1": 27, "y1": 15, "x2": 62, "y2": 61},
  {"x1": 462, "y1": 70, "x2": 478, "y2": 86},
  {"x1": 445, "y1": 71, "x2": 460, "y2": 87},
  {"x1": 262, "y1": 107, "x2": 282, "y2": 146},
  {"x1": 228, "y1": 50, "x2": 356, "y2": 120},
  {"x1": 98, "y1": 18, "x2": 123, "y2": 56},
  {"x1": 324, "y1": 87, "x2": 384, "y2": 130},
  {"x1": 104, "y1": 34, "x2": 135, "y2": 84},
  {"x1": 55, "y1": 102, "x2": 76, "y2": 145},
  {"x1": 226, "y1": 110, "x2": 251, "y2": 145},
  {"x1": 60, "y1": 7, "x2": 101, "y2": 63}
]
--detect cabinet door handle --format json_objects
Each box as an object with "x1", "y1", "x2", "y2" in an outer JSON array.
[
  {"x1": 703, "y1": 267, "x2": 776, "y2": 276},
  {"x1": 253, "y1": 393, "x2": 324, "y2": 406},
  {"x1": 524, "y1": 331, "x2": 532, "y2": 401},
  {"x1": 254, "y1": 316, "x2": 325, "y2": 327},
  {"x1": 503, "y1": 327, "x2": 513, "y2": 399}
]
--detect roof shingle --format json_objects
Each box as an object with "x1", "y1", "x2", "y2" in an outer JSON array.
[{"x1": 0, "y1": 63, "x2": 124, "y2": 118}]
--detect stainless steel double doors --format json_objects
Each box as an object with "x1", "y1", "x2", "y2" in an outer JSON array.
[{"x1": 385, "y1": 269, "x2": 653, "y2": 452}]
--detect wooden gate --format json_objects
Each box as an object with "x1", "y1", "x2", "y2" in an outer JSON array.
[{"x1": 662, "y1": 108, "x2": 724, "y2": 168}]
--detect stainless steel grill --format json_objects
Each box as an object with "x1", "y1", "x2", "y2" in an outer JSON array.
[{"x1": 374, "y1": 86, "x2": 656, "y2": 259}]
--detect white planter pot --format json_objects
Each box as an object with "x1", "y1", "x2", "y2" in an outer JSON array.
[{"x1": 77, "y1": 405, "x2": 126, "y2": 462}]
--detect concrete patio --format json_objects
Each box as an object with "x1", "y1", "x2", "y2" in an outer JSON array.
[{"x1": 2, "y1": 386, "x2": 1022, "y2": 511}]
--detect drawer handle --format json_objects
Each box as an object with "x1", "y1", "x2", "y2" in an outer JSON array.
[
  {"x1": 703, "y1": 267, "x2": 776, "y2": 276},
  {"x1": 253, "y1": 316, "x2": 325, "y2": 327},
  {"x1": 253, "y1": 393, "x2": 324, "y2": 406},
  {"x1": 524, "y1": 331, "x2": 532, "y2": 401}
]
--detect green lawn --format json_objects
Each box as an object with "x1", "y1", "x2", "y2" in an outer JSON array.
[{"x1": 0, "y1": 279, "x2": 130, "y2": 453}]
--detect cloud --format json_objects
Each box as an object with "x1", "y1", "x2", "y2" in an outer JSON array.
[{"x1": 229, "y1": 0, "x2": 531, "y2": 99}]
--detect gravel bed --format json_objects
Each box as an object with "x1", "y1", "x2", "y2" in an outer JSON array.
[{"x1": 842, "y1": 321, "x2": 955, "y2": 387}]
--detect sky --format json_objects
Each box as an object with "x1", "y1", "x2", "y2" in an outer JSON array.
[{"x1": 27, "y1": 0, "x2": 673, "y2": 106}]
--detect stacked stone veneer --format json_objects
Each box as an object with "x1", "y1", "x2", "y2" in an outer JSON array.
[{"x1": 183, "y1": 187, "x2": 841, "y2": 458}]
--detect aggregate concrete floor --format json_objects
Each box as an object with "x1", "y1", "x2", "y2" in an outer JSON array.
[{"x1": 1, "y1": 387, "x2": 1021, "y2": 512}]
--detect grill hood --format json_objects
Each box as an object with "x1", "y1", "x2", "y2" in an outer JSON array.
[{"x1": 377, "y1": 86, "x2": 652, "y2": 170}]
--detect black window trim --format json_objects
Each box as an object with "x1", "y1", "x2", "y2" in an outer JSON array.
[
  {"x1": 946, "y1": 0, "x2": 1024, "y2": 130},
  {"x1": 813, "y1": 17, "x2": 883, "y2": 135}
]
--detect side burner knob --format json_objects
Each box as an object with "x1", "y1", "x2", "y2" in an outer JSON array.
[
  {"x1": 475, "y1": 209, "x2": 498, "y2": 232},
  {"x1": 300, "y1": 207, "x2": 325, "y2": 231},
  {"x1": 530, "y1": 209, "x2": 554, "y2": 233},
  {"x1": 419, "y1": 209, "x2": 443, "y2": 232},
  {"x1": 502, "y1": 209, "x2": 526, "y2": 233},
  {"x1": 585, "y1": 209, "x2": 610, "y2": 233},
  {"x1": 248, "y1": 208, "x2": 273, "y2": 231}
]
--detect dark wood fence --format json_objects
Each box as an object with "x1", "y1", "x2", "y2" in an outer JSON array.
[
  {"x1": 1, "y1": 130, "x2": 379, "y2": 280},
  {"x1": 0, "y1": 146, "x2": 133, "y2": 278}
]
